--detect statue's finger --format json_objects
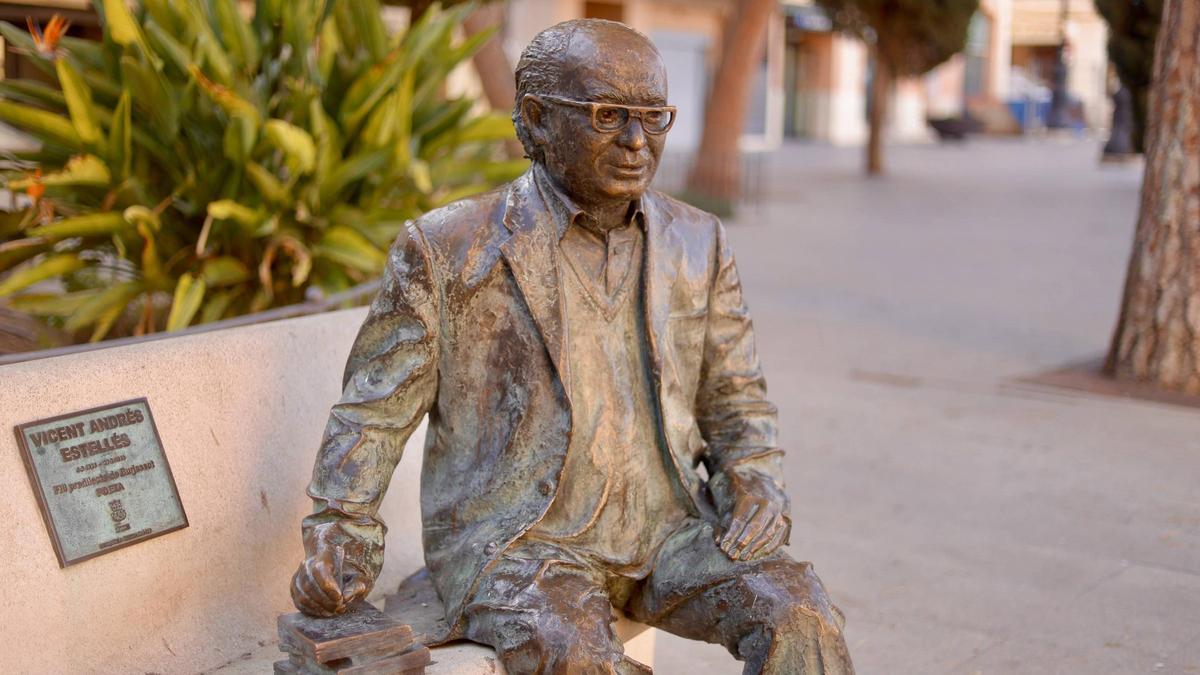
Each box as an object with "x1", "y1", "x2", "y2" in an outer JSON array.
[
  {"x1": 743, "y1": 515, "x2": 787, "y2": 560},
  {"x1": 303, "y1": 555, "x2": 343, "y2": 606},
  {"x1": 719, "y1": 501, "x2": 760, "y2": 554},
  {"x1": 765, "y1": 518, "x2": 790, "y2": 553},
  {"x1": 720, "y1": 502, "x2": 748, "y2": 550},
  {"x1": 342, "y1": 574, "x2": 370, "y2": 604},
  {"x1": 297, "y1": 572, "x2": 339, "y2": 612},
  {"x1": 732, "y1": 505, "x2": 775, "y2": 557},
  {"x1": 292, "y1": 569, "x2": 337, "y2": 617}
]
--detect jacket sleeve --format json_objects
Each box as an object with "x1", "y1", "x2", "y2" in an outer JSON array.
[
  {"x1": 696, "y1": 218, "x2": 789, "y2": 521},
  {"x1": 301, "y1": 222, "x2": 441, "y2": 587}
]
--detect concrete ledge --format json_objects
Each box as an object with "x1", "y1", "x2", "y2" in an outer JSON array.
[
  {"x1": 220, "y1": 617, "x2": 655, "y2": 674},
  {"x1": 1, "y1": 307, "x2": 378, "y2": 673},
  {"x1": 220, "y1": 571, "x2": 655, "y2": 673},
  {"x1": 0, "y1": 307, "x2": 655, "y2": 673}
]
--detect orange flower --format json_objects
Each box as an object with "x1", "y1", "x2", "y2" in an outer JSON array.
[
  {"x1": 26, "y1": 168, "x2": 44, "y2": 202},
  {"x1": 27, "y1": 15, "x2": 70, "y2": 57}
]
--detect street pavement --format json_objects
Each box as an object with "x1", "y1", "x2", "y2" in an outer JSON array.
[{"x1": 652, "y1": 138, "x2": 1200, "y2": 674}]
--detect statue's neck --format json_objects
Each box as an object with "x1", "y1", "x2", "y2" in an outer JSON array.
[
  {"x1": 541, "y1": 166, "x2": 639, "y2": 233},
  {"x1": 581, "y1": 199, "x2": 637, "y2": 233}
]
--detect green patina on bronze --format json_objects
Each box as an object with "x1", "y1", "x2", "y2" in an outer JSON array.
[{"x1": 292, "y1": 19, "x2": 854, "y2": 674}]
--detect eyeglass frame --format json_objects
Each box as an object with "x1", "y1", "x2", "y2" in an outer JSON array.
[{"x1": 526, "y1": 94, "x2": 677, "y2": 135}]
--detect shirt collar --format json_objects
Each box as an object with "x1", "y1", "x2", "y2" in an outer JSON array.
[{"x1": 532, "y1": 163, "x2": 645, "y2": 241}]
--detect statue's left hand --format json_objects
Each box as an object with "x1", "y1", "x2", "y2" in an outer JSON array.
[{"x1": 711, "y1": 469, "x2": 791, "y2": 561}]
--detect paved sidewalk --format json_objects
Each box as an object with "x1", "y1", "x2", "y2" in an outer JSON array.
[{"x1": 653, "y1": 139, "x2": 1200, "y2": 674}]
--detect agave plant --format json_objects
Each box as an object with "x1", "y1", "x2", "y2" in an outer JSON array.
[{"x1": 0, "y1": 0, "x2": 526, "y2": 342}]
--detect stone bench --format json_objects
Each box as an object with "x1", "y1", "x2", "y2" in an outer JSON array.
[
  {"x1": 266, "y1": 568, "x2": 654, "y2": 674},
  {"x1": 0, "y1": 308, "x2": 653, "y2": 673},
  {"x1": 380, "y1": 569, "x2": 653, "y2": 674}
]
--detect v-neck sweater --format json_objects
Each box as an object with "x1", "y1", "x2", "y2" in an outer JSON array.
[{"x1": 524, "y1": 229, "x2": 689, "y2": 576}]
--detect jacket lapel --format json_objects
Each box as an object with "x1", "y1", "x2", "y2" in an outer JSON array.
[
  {"x1": 500, "y1": 172, "x2": 571, "y2": 402},
  {"x1": 642, "y1": 192, "x2": 710, "y2": 516},
  {"x1": 642, "y1": 191, "x2": 678, "y2": 377}
]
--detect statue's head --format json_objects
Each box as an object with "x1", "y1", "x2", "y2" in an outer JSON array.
[{"x1": 514, "y1": 19, "x2": 673, "y2": 207}]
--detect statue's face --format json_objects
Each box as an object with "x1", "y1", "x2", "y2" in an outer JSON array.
[{"x1": 528, "y1": 31, "x2": 669, "y2": 206}]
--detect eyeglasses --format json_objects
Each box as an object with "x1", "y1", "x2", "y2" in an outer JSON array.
[{"x1": 531, "y1": 94, "x2": 677, "y2": 135}]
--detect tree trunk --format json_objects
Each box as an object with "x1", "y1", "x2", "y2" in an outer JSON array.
[
  {"x1": 1105, "y1": 0, "x2": 1200, "y2": 392},
  {"x1": 462, "y1": 3, "x2": 523, "y2": 159},
  {"x1": 685, "y1": 0, "x2": 776, "y2": 206},
  {"x1": 463, "y1": 4, "x2": 515, "y2": 112},
  {"x1": 408, "y1": 0, "x2": 434, "y2": 21},
  {"x1": 867, "y1": 54, "x2": 892, "y2": 176}
]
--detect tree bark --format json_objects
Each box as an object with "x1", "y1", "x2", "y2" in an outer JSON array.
[
  {"x1": 685, "y1": 0, "x2": 776, "y2": 205},
  {"x1": 1105, "y1": 0, "x2": 1200, "y2": 392},
  {"x1": 867, "y1": 53, "x2": 891, "y2": 176}
]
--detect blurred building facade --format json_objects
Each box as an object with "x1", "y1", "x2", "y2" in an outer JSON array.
[
  {"x1": 504, "y1": 0, "x2": 1112, "y2": 150},
  {"x1": 0, "y1": 0, "x2": 1114, "y2": 151},
  {"x1": 1009, "y1": 0, "x2": 1110, "y2": 130}
]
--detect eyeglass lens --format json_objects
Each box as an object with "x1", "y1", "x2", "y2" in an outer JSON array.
[{"x1": 593, "y1": 105, "x2": 673, "y2": 133}]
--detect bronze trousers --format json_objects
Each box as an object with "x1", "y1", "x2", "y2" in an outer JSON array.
[{"x1": 462, "y1": 519, "x2": 854, "y2": 675}]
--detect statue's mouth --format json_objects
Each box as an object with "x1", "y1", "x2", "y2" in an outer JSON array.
[{"x1": 610, "y1": 163, "x2": 648, "y2": 177}]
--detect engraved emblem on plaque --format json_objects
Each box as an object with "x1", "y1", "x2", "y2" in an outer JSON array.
[{"x1": 14, "y1": 398, "x2": 188, "y2": 567}]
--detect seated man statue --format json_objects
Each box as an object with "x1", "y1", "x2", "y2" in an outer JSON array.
[{"x1": 291, "y1": 18, "x2": 854, "y2": 675}]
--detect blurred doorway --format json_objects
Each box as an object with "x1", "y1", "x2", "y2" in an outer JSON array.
[
  {"x1": 784, "y1": 35, "x2": 819, "y2": 138},
  {"x1": 1012, "y1": 44, "x2": 1060, "y2": 89},
  {"x1": 782, "y1": 10, "x2": 832, "y2": 140}
]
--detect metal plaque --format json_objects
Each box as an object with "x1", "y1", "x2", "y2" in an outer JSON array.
[{"x1": 14, "y1": 398, "x2": 188, "y2": 567}]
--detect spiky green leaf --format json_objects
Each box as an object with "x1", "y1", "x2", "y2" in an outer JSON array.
[
  {"x1": 55, "y1": 59, "x2": 102, "y2": 145},
  {"x1": 264, "y1": 119, "x2": 317, "y2": 174},
  {"x1": 166, "y1": 273, "x2": 206, "y2": 331},
  {"x1": 66, "y1": 281, "x2": 142, "y2": 333},
  {"x1": 202, "y1": 257, "x2": 252, "y2": 287},
  {"x1": 9, "y1": 154, "x2": 111, "y2": 189},
  {"x1": 108, "y1": 91, "x2": 133, "y2": 179},
  {"x1": 0, "y1": 100, "x2": 81, "y2": 147},
  {"x1": 314, "y1": 226, "x2": 385, "y2": 273},
  {"x1": 26, "y1": 212, "x2": 129, "y2": 240},
  {"x1": 0, "y1": 253, "x2": 84, "y2": 296},
  {"x1": 9, "y1": 289, "x2": 102, "y2": 317}
]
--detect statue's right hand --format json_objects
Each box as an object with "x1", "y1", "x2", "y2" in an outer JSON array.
[{"x1": 290, "y1": 537, "x2": 370, "y2": 617}]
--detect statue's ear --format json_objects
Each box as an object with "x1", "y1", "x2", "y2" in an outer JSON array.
[{"x1": 520, "y1": 96, "x2": 550, "y2": 148}]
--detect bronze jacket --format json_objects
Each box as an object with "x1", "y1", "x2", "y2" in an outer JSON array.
[{"x1": 303, "y1": 168, "x2": 785, "y2": 637}]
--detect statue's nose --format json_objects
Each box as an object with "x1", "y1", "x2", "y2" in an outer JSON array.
[{"x1": 619, "y1": 118, "x2": 647, "y2": 151}]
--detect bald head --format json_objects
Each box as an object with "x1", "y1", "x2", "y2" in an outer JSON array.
[{"x1": 512, "y1": 19, "x2": 667, "y2": 162}]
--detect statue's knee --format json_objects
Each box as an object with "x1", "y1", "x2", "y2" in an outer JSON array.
[
  {"x1": 770, "y1": 598, "x2": 845, "y2": 640},
  {"x1": 499, "y1": 616, "x2": 623, "y2": 674},
  {"x1": 751, "y1": 567, "x2": 845, "y2": 640}
]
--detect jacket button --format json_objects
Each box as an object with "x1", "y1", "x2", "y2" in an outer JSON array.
[
  {"x1": 538, "y1": 480, "x2": 553, "y2": 496},
  {"x1": 485, "y1": 542, "x2": 498, "y2": 554}
]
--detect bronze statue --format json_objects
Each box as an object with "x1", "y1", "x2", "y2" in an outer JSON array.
[{"x1": 291, "y1": 18, "x2": 854, "y2": 674}]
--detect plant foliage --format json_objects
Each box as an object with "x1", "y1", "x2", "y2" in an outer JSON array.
[
  {"x1": 815, "y1": 0, "x2": 980, "y2": 77},
  {"x1": 1095, "y1": 0, "x2": 1163, "y2": 153},
  {"x1": 0, "y1": 0, "x2": 527, "y2": 342}
]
